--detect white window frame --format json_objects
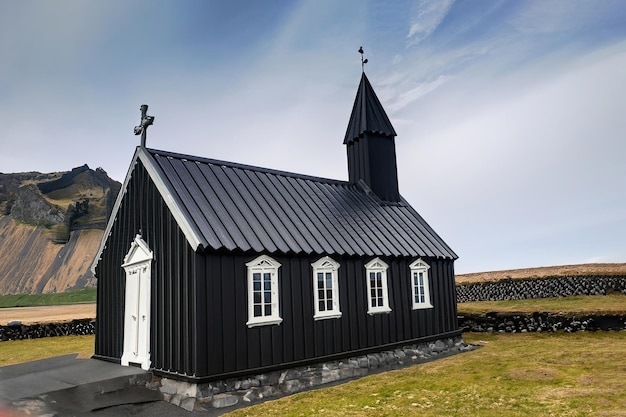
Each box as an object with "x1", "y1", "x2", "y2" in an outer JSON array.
[
  {"x1": 246, "y1": 255, "x2": 282, "y2": 327},
  {"x1": 409, "y1": 258, "x2": 433, "y2": 310},
  {"x1": 365, "y1": 257, "x2": 392, "y2": 315},
  {"x1": 311, "y1": 256, "x2": 342, "y2": 320}
]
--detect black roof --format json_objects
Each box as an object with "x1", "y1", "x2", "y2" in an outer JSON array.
[
  {"x1": 344, "y1": 72, "x2": 397, "y2": 144},
  {"x1": 137, "y1": 148, "x2": 456, "y2": 259}
]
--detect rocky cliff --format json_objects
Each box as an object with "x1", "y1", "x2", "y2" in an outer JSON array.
[{"x1": 0, "y1": 166, "x2": 121, "y2": 294}]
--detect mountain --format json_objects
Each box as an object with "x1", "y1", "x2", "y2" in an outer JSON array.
[{"x1": 0, "y1": 165, "x2": 121, "y2": 294}]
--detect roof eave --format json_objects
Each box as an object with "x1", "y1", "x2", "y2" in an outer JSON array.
[{"x1": 90, "y1": 147, "x2": 206, "y2": 275}]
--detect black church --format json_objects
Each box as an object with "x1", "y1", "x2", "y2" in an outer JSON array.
[{"x1": 92, "y1": 70, "x2": 459, "y2": 382}]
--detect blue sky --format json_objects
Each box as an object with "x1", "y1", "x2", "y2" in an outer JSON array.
[{"x1": 1, "y1": 0, "x2": 626, "y2": 273}]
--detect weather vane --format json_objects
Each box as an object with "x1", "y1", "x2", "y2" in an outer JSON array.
[
  {"x1": 358, "y1": 46, "x2": 368, "y2": 72},
  {"x1": 134, "y1": 104, "x2": 155, "y2": 148}
]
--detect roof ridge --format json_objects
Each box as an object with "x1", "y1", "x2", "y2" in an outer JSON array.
[{"x1": 146, "y1": 148, "x2": 350, "y2": 186}]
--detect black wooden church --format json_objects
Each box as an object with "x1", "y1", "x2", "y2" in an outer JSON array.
[{"x1": 92, "y1": 69, "x2": 459, "y2": 382}]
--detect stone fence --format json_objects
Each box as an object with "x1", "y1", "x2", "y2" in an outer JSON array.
[
  {"x1": 0, "y1": 319, "x2": 95, "y2": 341},
  {"x1": 456, "y1": 275, "x2": 626, "y2": 303},
  {"x1": 459, "y1": 312, "x2": 626, "y2": 333}
]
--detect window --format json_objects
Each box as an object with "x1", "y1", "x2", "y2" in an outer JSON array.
[
  {"x1": 311, "y1": 256, "x2": 341, "y2": 320},
  {"x1": 246, "y1": 255, "x2": 282, "y2": 327},
  {"x1": 364, "y1": 258, "x2": 391, "y2": 314},
  {"x1": 409, "y1": 259, "x2": 433, "y2": 309}
]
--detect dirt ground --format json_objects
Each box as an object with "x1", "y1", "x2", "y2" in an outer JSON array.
[{"x1": 0, "y1": 303, "x2": 96, "y2": 325}]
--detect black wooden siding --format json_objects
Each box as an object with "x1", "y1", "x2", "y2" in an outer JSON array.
[
  {"x1": 95, "y1": 160, "x2": 200, "y2": 376},
  {"x1": 96, "y1": 157, "x2": 459, "y2": 381},
  {"x1": 193, "y1": 253, "x2": 458, "y2": 380}
]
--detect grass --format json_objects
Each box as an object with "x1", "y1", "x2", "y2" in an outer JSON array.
[
  {"x1": 2, "y1": 332, "x2": 625, "y2": 416},
  {"x1": 0, "y1": 288, "x2": 96, "y2": 308},
  {"x1": 225, "y1": 332, "x2": 626, "y2": 417},
  {"x1": 0, "y1": 335, "x2": 94, "y2": 366},
  {"x1": 457, "y1": 293, "x2": 626, "y2": 316}
]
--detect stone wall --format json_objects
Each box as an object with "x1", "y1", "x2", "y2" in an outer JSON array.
[
  {"x1": 150, "y1": 336, "x2": 473, "y2": 412},
  {"x1": 456, "y1": 276, "x2": 626, "y2": 303},
  {"x1": 0, "y1": 319, "x2": 95, "y2": 341},
  {"x1": 459, "y1": 312, "x2": 626, "y2": 333}
]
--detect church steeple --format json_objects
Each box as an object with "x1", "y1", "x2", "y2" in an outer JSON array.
[{"x1": 344, "y1": 71, "x2": 400, "y2": 202}]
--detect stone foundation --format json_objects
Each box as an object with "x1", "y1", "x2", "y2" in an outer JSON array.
[{"x1": 148, "y1": 336, "x2": 473, "y2": 412}]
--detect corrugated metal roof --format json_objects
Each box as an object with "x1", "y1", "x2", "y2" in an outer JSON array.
[
  {"x1": 344, "y1": 72, "x2": 397, "y2": 144},
  {"x1": 144, "y1": 148, "x2": 457, "y2": 259}
]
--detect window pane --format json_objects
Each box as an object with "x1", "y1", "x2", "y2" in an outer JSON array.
[
  {"x1": 326, "y1": 289, "x2": 333, "y2": 301},
  {"x1": 264, "y1": 281, "x2": 271, "y2": 291},
  {"x1": 253, "y1": 281, "x2": 261, "y2": 291},
  {"x1": 319, "y1": 300, "x2": 325, "y2": 311},
  {"x1": 264, "y1": 292, "x2": 271, "y2": 304},
  {"x1": 264, "y1": 305, "x2": 272, "y2": 316},
  {"x1": 317, "y1": 273, "x2": 324, "y2": 289},
  {"x1": 327, "y1": 300, "x2": 333, "y2": 311},
  {"x1": 254, "y1": 305, "x2": 262, "y2": 317},
  {"x1": 253, "y1": 273, "x2": 261, "y2": 281},
  {"x1": 254, "y1": 292, "x2": 261, "y2": 303},
  {"x1": 326, "y1": 273, "x2": 332, "y2": 289},
  {"x1": 318, "y1": 289, "x2": 325, "y2": 300}
]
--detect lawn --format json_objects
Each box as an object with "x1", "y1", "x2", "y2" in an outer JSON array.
[
  {"x1": 2, "y1": 326, "x2": 625, "y2": 416},
  {"x1": 457, "y1": 293, "x2": 626, "y2": 315},
  {"x1": 0, "y1": 335, "x2": 94, "y2": 366},
  {"x1": 0, "y1": 288, "x2": 96, "y2": 308},
  {"x1": 225, "y1": 332, "x2": 626, "y2": 417}
]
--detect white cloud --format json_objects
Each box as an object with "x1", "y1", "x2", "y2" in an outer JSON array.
[{"x1": 407, "y1": 0, "x2": 455, "y2": 45}]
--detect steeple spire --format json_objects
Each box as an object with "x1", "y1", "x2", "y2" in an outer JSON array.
[
  {"x1": 344, "y1": 72, "x2": 397, "y2": 145},
  {"x1": 344, "y1": 56, "x2": 400, "y2": 203}
]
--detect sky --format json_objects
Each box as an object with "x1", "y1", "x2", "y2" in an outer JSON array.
[{"x1": 1, "y1": 0, "x2": 626, "y2": 274}]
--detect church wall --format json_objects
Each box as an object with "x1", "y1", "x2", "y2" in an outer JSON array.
[
  {"x1": 186, "y1": 251, "x2": 459, "y2": 381},
  {"x1": 95, "y1": 161, "x2": 201, "y2": 376}
]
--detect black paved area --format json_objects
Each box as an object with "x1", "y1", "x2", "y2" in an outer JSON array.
[{"x1": 0, "y1": 355, "x2": 220, "y2": 416}]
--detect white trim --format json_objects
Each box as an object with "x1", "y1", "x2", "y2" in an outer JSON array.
[
  {"x1": 246, "y1": 255, "x2": 282, "y2": 327},
  {"x1": 90, "y1": 147, "x2": 205, "y2": 275},
  {"x1": 121, "y1": 234, "x2": 153, "y2": 370},
  {"x1": 311, "y1": 256, "x2": 342, "y2": 320},
  {"x1": 409, "y1": 258, "x2": 433, "y2": 310},
  {"x1": 90, "y1": 149, "x2": 141, "y2": 275},
  {"x1": 364, "y1": 258, "x2": 392, "y2": 315},
  {"x1": 138, "y1": 149, "x2": 204, "y2": 251}
]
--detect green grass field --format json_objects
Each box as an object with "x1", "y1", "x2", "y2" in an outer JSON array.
[
  {"x1": 0, "y1": 335, "x2": 94, "y2": 366},
  {"x1": 225, "y1": 332, "x2": 626, "y2": 417},
  {"x1": 2, "y1": 291, "x2": 625, "y2": 415},
  {"x1": 2, "y1": 332, "x2": 624, "y2": 416},
  {"x1": 0, "y1": 288, "x2": 96, "y2": 308},
  {"x1": 457, "y1": 293, "x2": 626, "y2": 315}
]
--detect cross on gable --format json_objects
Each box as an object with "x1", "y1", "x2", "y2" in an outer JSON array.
[{"x1": 134, "y1": 104, "x2": 155, "y2": 148}]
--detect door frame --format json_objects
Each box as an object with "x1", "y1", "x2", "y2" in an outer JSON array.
[{"x1": 120, "y1": 234, "x2": 153, "y2": 370}]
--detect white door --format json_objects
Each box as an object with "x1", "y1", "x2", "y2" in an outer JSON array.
[{"x1": 120, "y1": 235, "x2": 153, "y2": 370}]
